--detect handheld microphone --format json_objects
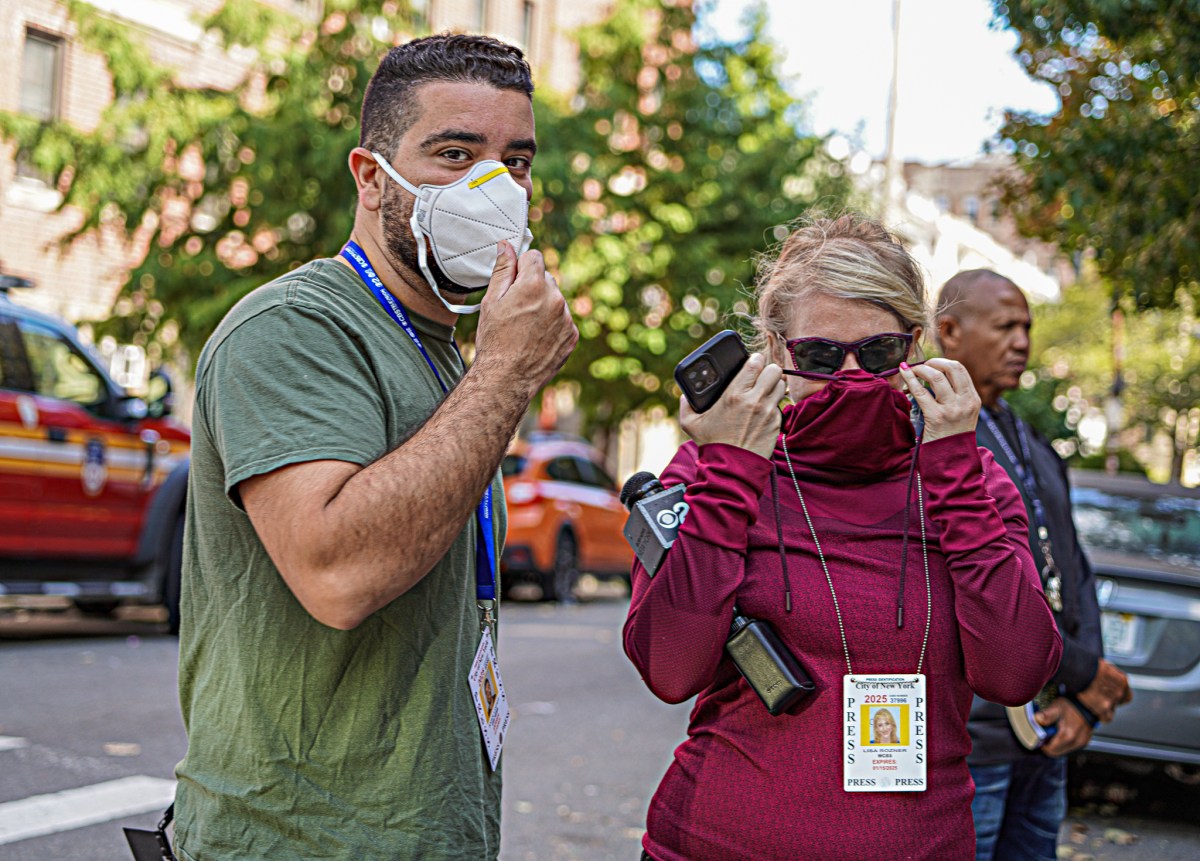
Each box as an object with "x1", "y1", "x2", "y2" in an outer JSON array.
[{"x1": 620, "y1": 471, "x2": 689, "y2": 577}]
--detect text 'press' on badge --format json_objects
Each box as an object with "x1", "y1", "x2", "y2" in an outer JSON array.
[{"x1": 843, "y1": 674, "x2": 927, "y2": 792}]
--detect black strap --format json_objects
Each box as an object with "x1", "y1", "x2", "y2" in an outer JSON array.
[
  {"x1": 771, "y1": 469, "x2": 793, "y2": 613},
  {"x1": 895, "y1": 435, "x2": 923, "y2": 629},
  {"x1": 158, "y1": 804, "x2": 174, "y2": 832}
]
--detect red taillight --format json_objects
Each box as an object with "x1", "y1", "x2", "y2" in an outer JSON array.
[
  {"x1": 506, "y1": 546, "x2": 533, "y2": 565},
  {"x1": 506, "y1": 481, "x2": 541, "y2": 505}
]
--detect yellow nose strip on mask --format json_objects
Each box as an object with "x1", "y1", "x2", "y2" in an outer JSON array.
[{"x1": 468, "y1": 166, "x2": 510, "y2": 189}]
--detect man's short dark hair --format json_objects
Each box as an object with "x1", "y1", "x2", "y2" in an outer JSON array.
[{"x1": 360, "y1": 34, "x2": 534, "y2": 156}]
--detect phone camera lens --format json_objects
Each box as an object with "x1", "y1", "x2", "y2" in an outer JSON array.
[{"x1": 688, "y1": 359, "x2": 717, "y2": 393}]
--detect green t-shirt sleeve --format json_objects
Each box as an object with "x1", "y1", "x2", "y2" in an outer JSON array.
[{"x1": 199, "y1": 303, "x2": 388, "y2": 508}]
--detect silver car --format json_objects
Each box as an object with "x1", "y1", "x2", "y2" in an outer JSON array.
[{"x1": 1069, "y1": 470, "x2": 1200, "y2": 782}]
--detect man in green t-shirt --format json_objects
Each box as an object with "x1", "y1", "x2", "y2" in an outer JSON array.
[{"x1": 173, "y1": 34, "x2": 578, "y2": 860}]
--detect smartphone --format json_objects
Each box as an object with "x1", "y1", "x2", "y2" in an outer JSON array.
[{"x1": 675, "y1": 330, "x2": 750, "y2": 413}]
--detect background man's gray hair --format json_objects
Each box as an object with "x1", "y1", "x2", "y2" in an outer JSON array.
[{"x1": 935, "y1": 269, "x2": 1019, "y2": 323}]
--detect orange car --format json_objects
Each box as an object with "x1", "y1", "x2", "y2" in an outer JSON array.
[{"x1": 500, "y1": 433, "x2": 633, "y2": 601}]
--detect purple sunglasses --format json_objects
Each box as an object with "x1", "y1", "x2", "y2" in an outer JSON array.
[{"x1": 783, "y1": 332, "x2": 920, "y2": 380}]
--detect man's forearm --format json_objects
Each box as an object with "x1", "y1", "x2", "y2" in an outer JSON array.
[{"x1": 247, "y1": 358, "x2": 534, "y2": 629}]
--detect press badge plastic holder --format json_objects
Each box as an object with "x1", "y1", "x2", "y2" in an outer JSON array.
[{"x1": 843, "y1": 675, "x2": 928, "y2": 791}]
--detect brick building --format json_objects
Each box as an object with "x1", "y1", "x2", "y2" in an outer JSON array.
[
  {"x1": 900, "y1": 155, "x2": 1078, "y2": 295},
  {"x1": 0, "y1": 0, "x2": 610, "y2": 325}
]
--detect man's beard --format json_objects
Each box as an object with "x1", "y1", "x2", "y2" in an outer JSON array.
[{"x1": 380, "y1": 184, "x2": 479, "y2": 297}]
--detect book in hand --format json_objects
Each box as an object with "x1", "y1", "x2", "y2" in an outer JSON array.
[{"x1": 1006, "y1": 683, "x2": 1059, "y2": 750}]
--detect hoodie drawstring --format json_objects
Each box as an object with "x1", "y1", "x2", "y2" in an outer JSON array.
[
  {"x1": 896, "y1": 434, "x2": 924, "y2": 628},
  {"x1": 771, "y1": 469, "x2": 793, "y2": 613}
]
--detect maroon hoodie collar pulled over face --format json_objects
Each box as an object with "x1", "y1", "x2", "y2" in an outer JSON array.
[{"x1": 775, "y1": 368, "x2": 916, "y2": 484}]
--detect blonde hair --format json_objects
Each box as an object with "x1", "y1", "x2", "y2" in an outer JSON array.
[{"x1": 750, "y1": 214, "x2": 929, "y2": 356}]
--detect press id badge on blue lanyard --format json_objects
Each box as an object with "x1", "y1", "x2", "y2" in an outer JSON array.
[
  {"x1": 339, "y1": 242, "x2": 497, "y2": 608},
  {"x1": 342, "y1": 242, "x2": 509, "y2": 769}
]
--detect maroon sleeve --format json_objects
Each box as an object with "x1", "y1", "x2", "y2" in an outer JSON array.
[
  {"x1": 622, "y1": 442, "x2": 773, "y2": 704},
  {"x1": 919, "y1": 432, "x2": 1063, "y2": 705}
]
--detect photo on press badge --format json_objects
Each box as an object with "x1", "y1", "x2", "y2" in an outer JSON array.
[
  {"x1": 865, "y1": 705, "x2": 907, "y2": 746},
  {"x1": 480, "y1": 663, "x2": 498, "y2": 721}
]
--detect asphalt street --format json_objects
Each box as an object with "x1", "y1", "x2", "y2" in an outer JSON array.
[{"x1": 1, "y1": 584, "x2": 1197, "y2": 860}]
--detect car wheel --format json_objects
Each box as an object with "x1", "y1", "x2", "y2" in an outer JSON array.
[
  {"x1": 542, "y1": 529, "x2": 578, "y2": 603},
  {"x1": 163, "y1": 511, "x2": 184, "y2": 635}
]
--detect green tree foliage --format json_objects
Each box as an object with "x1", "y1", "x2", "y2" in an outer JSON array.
[
  {"x1": 1005, "y1": 280, "x2": 1111, "y2": 453},
  {"x1": 992, "y1": 0, "x2": 1200, "y2": 311},
  {"x1": 1009, "y1": 278, "x2": 1199, "y2": 482},
  {"x1": 1117, "y1": 291, "x2": 1200, "y2": 481},
  {"x1": 0, "y1": 0, "x2": 417, "y2": 362},
  {"x1": 0, "y1": 0, "x2": 236, "y2": 243},
  {"x1": 123, "y1": 0, "x2": 395, "y2": 354},
  {"x1": 533, "y1": 0, "x2": 852, "y2": 429},
  {"x1": 1, "y1": 0, "x2": 848, "y2": 436}
]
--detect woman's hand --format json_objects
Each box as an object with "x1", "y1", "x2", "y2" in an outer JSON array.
[
  {"x1": 899, "y1": 357, "x2": 980, "y2": 443},
  {"x1": 679, "y1": 353, "x2": 785, "y2": 460}
]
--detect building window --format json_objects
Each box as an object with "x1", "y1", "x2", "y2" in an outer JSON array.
[
  {"x1": 964, "y1": 195, "x2": 980, "y2": 224},
  {"x1": 20, "y1": 30, "x2": 63, "y2": 121},
  {"x1": 476, "y1": 0, "x2": 488, "y2": 30},
  {"x1": 522, "y1": 1, "x2": 536, "y2": 48}
]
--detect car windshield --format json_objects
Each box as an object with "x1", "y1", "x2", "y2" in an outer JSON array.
[{"x1": 1071, "y1": 485, "x2": 1200, "y2": 569}]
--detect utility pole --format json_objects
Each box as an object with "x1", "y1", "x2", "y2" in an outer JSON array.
[
  {"x1": 881, "y1": 0, "x2": 902, "y2": 223},
  {"x1": 1105, "y1": 294, "x2": 1125, "y2": 476}
]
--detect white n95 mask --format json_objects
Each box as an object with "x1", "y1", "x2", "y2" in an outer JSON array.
[{"x1": 372, "y1": 152, "x2": 534, "y2": 314}]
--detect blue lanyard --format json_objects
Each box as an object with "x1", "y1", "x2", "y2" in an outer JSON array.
[
  {"x1": 980, "y1": 405, "x2": 1064, "y2": 613},
  {"x1": 980, "y1": 406, "x2": 1048, "y2": 533},
  {"x1": 340, "y1": 241, "x2": 496, "y2": 602}
]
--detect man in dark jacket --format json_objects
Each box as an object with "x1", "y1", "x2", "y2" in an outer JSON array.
[{"x1": 936, "y1": 269, "x2": 1132, "y2": 861}]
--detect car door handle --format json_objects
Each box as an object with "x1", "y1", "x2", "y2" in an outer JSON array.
[{"x1": 46, "y1": 427, "x2": 68, "y2": 443}]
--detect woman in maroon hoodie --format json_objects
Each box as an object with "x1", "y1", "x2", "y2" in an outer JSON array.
[{"x1": 624, "y1": 214, "x2": 1061, "y2": 861}]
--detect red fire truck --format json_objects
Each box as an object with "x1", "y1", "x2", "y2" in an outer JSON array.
[{"x1": 0, "y1": 275, "x2": 190, "y2": 632}]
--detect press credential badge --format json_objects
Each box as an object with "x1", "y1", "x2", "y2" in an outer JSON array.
[
  {"x1": 470, "y1": 628, "x2": 510, "y2": 771},
  {"x1": 843, "y1": 674, "x2": 927, "y2": 791}
]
